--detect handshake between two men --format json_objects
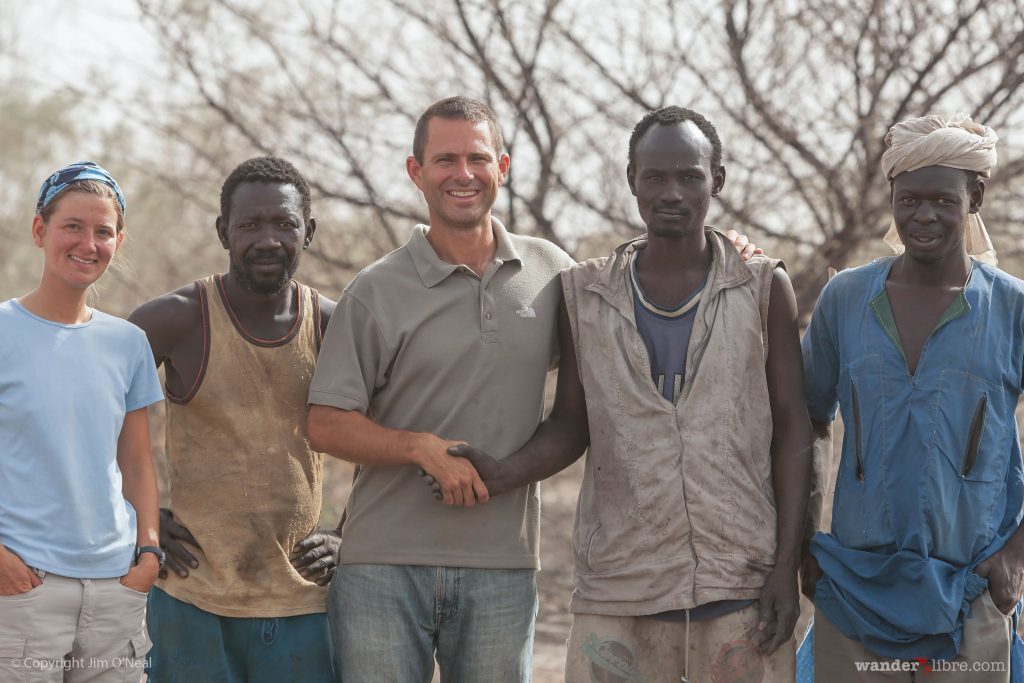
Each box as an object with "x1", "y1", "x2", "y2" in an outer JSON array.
[{"x1": 418, "y1": 442, "x2": 513, "y2": 506}]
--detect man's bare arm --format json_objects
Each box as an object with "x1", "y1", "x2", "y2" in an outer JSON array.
[
  {"x1": 755, "y1": 267, "x2": 814, "y2": 654},
  {"x1": 128, "y1": 284, "x2": 203, "y2": 368},
  {"x1": 129, "y1": 285, "x2": 207, "y2": 578},
  {"x1": 306, "y1": 406, "x2": 488, "y2": 507}
]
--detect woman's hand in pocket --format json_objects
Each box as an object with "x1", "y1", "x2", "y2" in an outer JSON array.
[
  {"x1": 0, "y1": 544, "x2": 41, "y2": 596},
  {"x1": 120, "y1": 553, "x2": 160, "y2": 594}
]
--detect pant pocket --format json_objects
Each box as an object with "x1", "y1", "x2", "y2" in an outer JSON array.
[
  {"x1": 984, "y1": 589, "x2": 1013, "y2": 620},
  {"x1": 0, "y1": 580, "x2": 46, "y2": 602},
  {"x1": 0, "y1": 637, "x2": 26, "y2": 683},
  {"x1": 117, "y1": 629, "x2": 152, "y2": 682},
  {"x1": 114, "y1": 581, "x2": 150, "y2": 599}
]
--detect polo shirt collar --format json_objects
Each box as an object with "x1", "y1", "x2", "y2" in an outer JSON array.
[
  {"x1": 406, "y1": 218, "x2": 522, "y2": 288},
  {"x1": 492, "y1": 218, "x2": 523, "y2": 265}
]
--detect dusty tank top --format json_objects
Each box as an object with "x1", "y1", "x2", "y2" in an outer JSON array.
[{"x1": 156, "y1": 274, "x2": 328, "y2": 617}]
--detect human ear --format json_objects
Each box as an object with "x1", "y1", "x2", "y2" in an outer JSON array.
[
  {"x1": 406, "y1": 156, "x2": 424, "y2": 192},
  {"x1": 216, "y1": 215, "x2": 230, "y2": 249},
  {"x1": 497, "y1": 153, "x2": 511, "y2": 185},
  {"x1": 31, "y1": 215, "x2": 46, "y2": 248},
  {"x1": 969, "y1": 179, "x2": 986, "y2": 214},
  {"x1": 304, "y1": 217, "x2": 317, "y2": 249},
  {"x1": 711, "y1": 165, "x2": 727, "y2": 197}
]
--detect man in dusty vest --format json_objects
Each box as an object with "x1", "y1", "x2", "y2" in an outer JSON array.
[
  {"x1": 129, "y1": 157, "x2": 341, "y2": 682},
  {"x1": 447, "y1": 106, "x2": 814, "y2": 682},
  {"x1": 802, "y1": 115, "x2": 1024, "y2": 681}
]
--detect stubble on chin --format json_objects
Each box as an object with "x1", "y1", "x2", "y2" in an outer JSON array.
[
  {"x1": 233, "y1": 264, "x2": 297, "y2": 295},
  {"x1": 646, "y1": 221, "x2": 704, "y2": 239}
]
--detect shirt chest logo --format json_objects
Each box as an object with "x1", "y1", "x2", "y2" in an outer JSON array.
[{"x1": 516, "y1": 304, "x2": 537, "y2": 318}]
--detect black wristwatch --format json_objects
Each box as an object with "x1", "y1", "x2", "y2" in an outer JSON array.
[{"x1": 135, "y1": 545, "x2": 166, "y2": 569}]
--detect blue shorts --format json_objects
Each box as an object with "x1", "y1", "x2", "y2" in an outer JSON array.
[{"x1": 146, "y1": 587, "x2": 334, "y2": 683}]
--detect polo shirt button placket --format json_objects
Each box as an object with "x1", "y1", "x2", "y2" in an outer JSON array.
[{"x1": 481, "y1": 287, "x2": 499, "y2": 343}]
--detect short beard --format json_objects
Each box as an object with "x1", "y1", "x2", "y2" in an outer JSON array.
[{"x1": 233, "y1": 259, "x2": 299, "y2": 294}]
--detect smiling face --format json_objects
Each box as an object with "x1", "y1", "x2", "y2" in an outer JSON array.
[
  {"x1": 406, "y1": 117, "x2": 510, "y2": 232},
  {"x1": 32, "y1": 191, "x2": 123, "y2": 291},
  {"x1": 891, "y1": 165, "x2": 982, "y2": 264},
  {"x1": 628, "y1": 121, "x2": 725, "y2": 239},
  {"x1": 217, "y1": 181, "x2": 313, "y2": 294}
]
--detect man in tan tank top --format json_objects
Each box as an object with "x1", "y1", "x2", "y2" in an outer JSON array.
[{"x1": 129, "y1": 157, "x2": 340, "y2": 682}]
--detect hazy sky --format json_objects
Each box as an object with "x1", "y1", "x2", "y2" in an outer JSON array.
[{"x1": 12, "y1": 1, "x2": 161, "y2": 113}]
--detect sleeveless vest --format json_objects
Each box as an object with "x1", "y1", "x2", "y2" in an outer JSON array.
[{"x1": 562, "y1": 231, "x2": 781, "y2": 616}]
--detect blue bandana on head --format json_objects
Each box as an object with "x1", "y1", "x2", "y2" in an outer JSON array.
[{"x1": 35, "y1": 161, "x2": 126, "y2": 216}]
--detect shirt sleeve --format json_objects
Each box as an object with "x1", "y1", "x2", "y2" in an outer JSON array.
[
  {"x1": 308, "y1": 290, "x2": 391, "y2": 414},
  {"x1": 125, "y1": 329, "x2": 164, "y2": 412},
  {"x1": 802, "y1": 278, "x2": 841, "y2": 423}
]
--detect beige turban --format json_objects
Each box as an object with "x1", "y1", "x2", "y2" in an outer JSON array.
[{"x1": 879, "y1": 113, "x2": 998, "y2": 264}]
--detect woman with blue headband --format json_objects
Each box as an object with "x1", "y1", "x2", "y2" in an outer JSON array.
[{"x1": 0, "y1": 162, "x2": 163, "y2": 682}]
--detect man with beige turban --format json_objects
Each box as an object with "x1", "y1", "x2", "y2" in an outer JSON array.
[{"x1": 801, "y1": 114, "x2": 1024, "y2": 681}]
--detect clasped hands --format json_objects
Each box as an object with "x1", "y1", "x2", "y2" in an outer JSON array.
[{"x1": 417, "y1": 437, "x2": 506, "y2": 506}]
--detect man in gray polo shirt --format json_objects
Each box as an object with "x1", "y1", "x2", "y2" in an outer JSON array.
[{"x1": 306, "y1": 96, "x2": 574, "y2": 681}]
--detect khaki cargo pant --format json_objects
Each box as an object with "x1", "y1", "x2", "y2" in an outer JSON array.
[
  {"x1": 0, "y1": 570, "x2": 151, "y2": 683},
  {"x1": 565, "y1": 604, "x2": 795, "y2": 682},
  {"x1": 814, "y1": 591, "x2": 1012, "y2": 682}
]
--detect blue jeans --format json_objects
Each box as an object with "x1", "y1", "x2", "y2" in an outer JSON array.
[
  {"x1": 146, "y1": 587, "x2": 334, "y2": 683},
  {"x1": 328, "y1": 564, "x2": 538, "y2": 682}
]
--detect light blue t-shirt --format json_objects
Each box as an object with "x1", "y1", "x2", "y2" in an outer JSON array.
[{"x1": 0, "y1": 299, "x2": 163, "y2": 578}]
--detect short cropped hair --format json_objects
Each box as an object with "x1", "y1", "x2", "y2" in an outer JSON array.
[
  {"x1": 220, "y1": 156, "x2": 312, "y2": 223},
  {"x1": 628, "y1": 106, "x2": 723, "y2": 171},
  {"x1": 413, "y1": 96, "x2": 504, "y2": 164}
]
